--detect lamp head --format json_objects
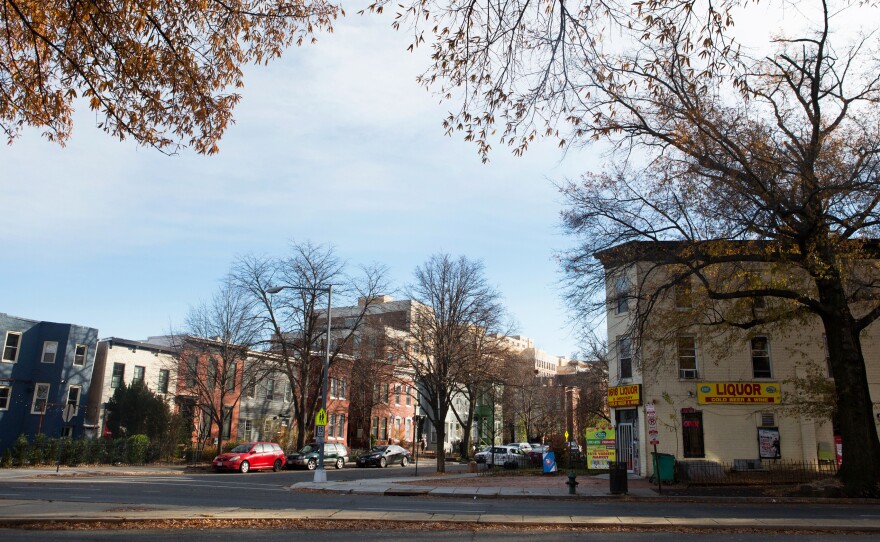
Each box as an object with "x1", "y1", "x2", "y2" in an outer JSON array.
[{"x1": 266, "y1": 286, "x2": 284, "y2": 294}]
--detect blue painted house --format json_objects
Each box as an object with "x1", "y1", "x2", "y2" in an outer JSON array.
[{"x1": 0, "y1": 313, "x2": 98, "y2": 453}]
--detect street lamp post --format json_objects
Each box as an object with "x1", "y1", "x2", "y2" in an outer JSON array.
[{"x1": 267, "y1": 284, "x2": 333, "y2": 483}]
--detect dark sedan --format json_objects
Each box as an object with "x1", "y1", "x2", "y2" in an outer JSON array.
[{"x1": 356, "y1": 444, "x2": 412, "y2": 468}]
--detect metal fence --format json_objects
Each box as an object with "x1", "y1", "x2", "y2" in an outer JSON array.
[{"x1": 677, "y1": 459, "x2": 838, "y2": 485}]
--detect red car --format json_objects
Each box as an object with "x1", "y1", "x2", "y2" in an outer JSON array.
[{"x1": 213, "y1": 442, "x2": 286, "y2": 473}]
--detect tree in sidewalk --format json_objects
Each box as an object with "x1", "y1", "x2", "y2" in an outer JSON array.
[
  {"x1": 104, "y1": 380, "x2": 170, "y2": 443},
  {"x1": 231, "y1": 241, "x2": 390, "y2": 449},
  {"x1": 383, "y1": 0, "x2": 880, "y2": 495},
  {"x1": 400, "y1": 253, "x2": 507, "y2": 472},
  {"x1": 0, "y1": 0, "x2": 339, "y2": 154},
  {"x1": 174, "y1": 278, "x2": 270, "y2": 456}
]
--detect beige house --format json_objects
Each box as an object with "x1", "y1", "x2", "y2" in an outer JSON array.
[
  {"x1": 598, "y1": 243, "x2": 880, "y2": 478},
  {"x1": 85, "y1": 337, "x2": 177, "y2": 437}
]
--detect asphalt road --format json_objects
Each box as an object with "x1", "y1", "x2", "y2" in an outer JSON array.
[
  {"x1": 1, "y1": 465, "x2": 879, "y2": 525},
  {"x1": 0, "y1": 530, "x2": 875, "y2": 542}
]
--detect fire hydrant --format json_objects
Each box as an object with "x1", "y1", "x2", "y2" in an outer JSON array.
[{"x1": 566, "y1": 471, "x2": 578, "y2": 495}]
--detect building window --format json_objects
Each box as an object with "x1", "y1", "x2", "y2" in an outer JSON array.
[
  {"x1": 66, "y1": 386, "x2": 81, "y2": 412},
  {"x1": 185, "y1": 357, "x2": 197, "y2": 387},
  {"x1": 246, "y1": 380, "x2": 256, "y2": 399},
  {"x1": 340, "y1": 378, "x2": 346, "y2": 400},
  {"x1": 222, "y1": 406, "x2": 232, "y2": 439},
  {"x1": 0, "y1": 386, "x2": 10, "y2": 410},
  {"x1": 752, "y1": 296, "x2": 766, "y2": 310},
  {"x1": 2, "y1": 332, "x2": 21, "y2": 362},
  {"x1": 678, "y1": 336, "x2": 698, "y2": 379},
  {"x1": 243, "y1": 419, "x2": 253, "y2": 440},
  {"x1": 266, "y1": 379, "x2": 275, "y2": 401},
  {"x1": 618, "y1": 336, "x2": 633, "y2": 380},
  {"x1": 405, "y1": 385, "x2": 411, "y2": 406},
  {"x1": 133, "y1": 366, "x2": 145, "y2": 384},
  {"x1": 225, "y1": 362, "x2": 236, "y2": 392},
  {"x1": 328, "y1": 414, "x2": 337, "y2": 439},
  {"x1": 682, "y1": 411, "x2": 704, "y2": 458},
  {"x1": 751, "y1": 337, "x2": 773, "y2": 378},
  {"x1": 338, "y1": 414, "x2": 345, "y2": 438},
  {"x1": 372, "y1": 383, "x2": 380, "y2": 403},
  {"x1": 284, "y1": 381, "x2": 292, "y2": 402},
  {"x1": 41, "y1": 341, "x2": 59, "y2": 363},
  {"x1": 31, "y1": 383, "x2": 50, "y2": 414},
  {"x1": 155, "y1": 369, "x2": 169, "y2": 394},
  {"x1": 111, "y1": 363, "x2": 125, "y2": 388},
  {"x1": 614, "y1": 275, "x2": 629, "y2": 314},
  {"x1": 382, "y1": 383, "x2": 389, "y2": 403},
  {"x1": 675, "y1": 278, "x2": 693, "y2": 308},
  {"x1": 381, "y1": 417, "x2": 388, "y2": 440},
  {"x1": 73, "y1": 344, "x2": 87, "y2": 366},
  {"x1": 330, "y1": 378, "x2": 338, "y2": 399},
  {"x1": 371, "y1": 416, "x2": 379, "y2": 439},
  {"x1": 395, "y1": 384, "x2": 401, "y2": 405}
]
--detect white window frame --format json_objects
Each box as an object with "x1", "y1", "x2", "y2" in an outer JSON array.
[
  {"x1": 31, "y1": 383, "x2": 50, "y2": 414},
  {"x1": 677, "y1": 335, "x2": 698, "y2": 379},
  {"x1": 0, "y1": 385, "x2": 10, "y2": 410},
  {"x1": 73, "y1": 344, "x2": 87, "y2": 366},
  {"x1": 2, "y1": 331, "x2": 22, "y2": 363},
  {"x1": 614, "y1": 276, "x2": 629, "y2": 314},
  {"x1": 67, "y1": 385, "x2": 82, "y2": 411},
  {"x1": 266, "y1": 379, "x2": 275, "y2": 401},
  {"x1": 751, "y1": 337, "x2": 773, "y2": 379},
  {"x1": 41, "y1": 341, "x2": 59, "y2": 364}
]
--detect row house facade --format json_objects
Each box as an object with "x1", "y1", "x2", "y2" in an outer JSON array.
[
  {"x1": 598, "y1": 241, "x2": 880, "y2": 477},
  {"x1": 86, "y1": 337, "x2": 177, "y2": 438},
  {"x1": 0, "y1": 313, "x2": 98, "y2": 452}
]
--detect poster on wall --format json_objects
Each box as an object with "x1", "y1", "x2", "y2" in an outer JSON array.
[
  {"x1": 758, "y1": 427, "x2": 781, "y2": 459},
  {"x1": 585, "y1": 426, "x2": 616, "y2": 469}
]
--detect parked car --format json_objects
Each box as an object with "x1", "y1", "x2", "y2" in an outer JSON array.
[
  {"x1": 475, "y1": 445, "x2": 528, "y2": 467},
  {"x1": 356, "y1": 445, "x2": 412, "y2": 468},
  {"x1": 504, "y1": 442, "x2": 533, "y2": 453},
  {"x1": 213, "y1": 442, "x2": 285, "y2": 473},
  {"x1": 286, "y1": 442, "x2": 349, "y2": 470},
  {"x1": 474, "y1": 445, "x2": 492, "y2": 463}
]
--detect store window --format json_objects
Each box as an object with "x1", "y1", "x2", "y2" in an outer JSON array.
[{"x1": 751, "y1": 337, "x2": 773, "y2": 378}]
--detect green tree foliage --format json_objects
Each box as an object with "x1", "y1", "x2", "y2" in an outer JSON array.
[{"x1": 105, "y1": 381, "x2": 171, "y2": 442}]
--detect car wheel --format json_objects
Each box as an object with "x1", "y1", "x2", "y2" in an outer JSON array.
[
  {"x1": 273, "y1": 459, "x2": 282, "y2": 472},
  {"x1": 379, "y1": 457, "x2": 387, "y2": 468},
  {"x1": 401, "y1": 457, "x2": 408, "y2": 467},
  {"x1": 307, "y1": 459, "x2": 317, "y2": 470},
  {"x1": 335, "y1": 458, "x2": 344, "y2": 469},
  {"x1": 239, "y1": 461, "x2": 250, "y2": 474}
]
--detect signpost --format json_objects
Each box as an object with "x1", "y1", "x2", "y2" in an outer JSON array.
[
  {"x1": 315, "y1": 407, "x2": 327, "y2": 458},
  {"x1": 645, "y1": 403, "x2": 661, "y2": 494}
]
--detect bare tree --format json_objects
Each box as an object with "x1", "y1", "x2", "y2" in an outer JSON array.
[
  {"x1": 382, "y1": 0, "x2": 880, "y2": 495},
  {"x1": 173, "y1": 279, "x2": 269, "y2": 455},
  {"x1": 231, "y1": 241, "x2": 390, "y2": 449},
  {"x1": 401, "y1": 253, "x2": 507, "y2": 472}
]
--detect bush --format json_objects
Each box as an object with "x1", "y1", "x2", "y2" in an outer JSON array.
[
  {"x1": 126, "y1": 435, "x2": 150, "y2": 464},
  {"x1": 0, "y1": 450, "x2": 12, "y2": 468},
  {"x1": 30, "y1": 434, "x2": 48, "y2": 465},
  {"x1": 12, "y1": 435, "x2": 28, "y2": 466}
]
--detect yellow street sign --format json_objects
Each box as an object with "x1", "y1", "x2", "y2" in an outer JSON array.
[
  {"x1": 565, "y1": 431, "x2": 569, "y2": 441},
  {"x1": 315, "y1": 408, "x2": 327, "y2": 426}
]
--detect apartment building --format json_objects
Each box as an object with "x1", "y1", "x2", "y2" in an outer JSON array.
[{"x1": 598, "y1": 241, "x2": 880, "y2": 477}]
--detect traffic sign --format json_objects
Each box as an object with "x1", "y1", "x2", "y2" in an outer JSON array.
[
  {"x1": 315, "y1": 426, "x2": 325, "y2": 439},
  {"x1": 645, "y1": 403, "x2": 659, "y2": 445},
  {"x1": 315, "y1": 408, "x2": 327, "y2": 426},
  {"x1": 564, "y1": 431, "x2": 569, "y2": 441}
]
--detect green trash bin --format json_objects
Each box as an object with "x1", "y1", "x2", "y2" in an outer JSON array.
[{"x1": 651, "y1": 452, "x2": 675, "y2": 483}]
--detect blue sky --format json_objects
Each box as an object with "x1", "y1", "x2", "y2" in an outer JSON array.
[{"x1": 0, "y1": 8, "x2": 602, "y2": 358}]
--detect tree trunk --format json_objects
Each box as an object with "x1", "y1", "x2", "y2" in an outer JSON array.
[
  {"x1": 434, "y1": 420, "x2": 446, "y2": 473},
  {"x1": 818, "y1": 279, "x2": 880, "y2": 496}
]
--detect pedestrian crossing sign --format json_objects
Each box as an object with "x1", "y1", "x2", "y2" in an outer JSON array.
[{"x1": 316, "y1": 408, "x2": 327, "y2": 426}]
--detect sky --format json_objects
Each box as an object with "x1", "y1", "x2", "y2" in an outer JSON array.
[{"x1": 0, "y1": 6, "x2": 601, "y2": 358}]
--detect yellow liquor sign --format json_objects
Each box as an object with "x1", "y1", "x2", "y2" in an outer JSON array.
[
  {"x1": 697, "y1": 382, "x2": 781, "y2": 404},
  {"x1": 608, "y1": 384, "x2": 642, "y2": 407}
]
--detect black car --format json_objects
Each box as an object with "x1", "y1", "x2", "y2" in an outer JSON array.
[{"x1": 356, "y1": 445, "x2": 412, "y2": 468}]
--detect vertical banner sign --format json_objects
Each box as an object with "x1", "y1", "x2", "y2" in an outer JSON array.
[
  {"x1": 543, "y1": 451, "x2": 558, "y2": 474},
  {"x1": 585, "y1": 426, "x2": 616, "y2": 469}
]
